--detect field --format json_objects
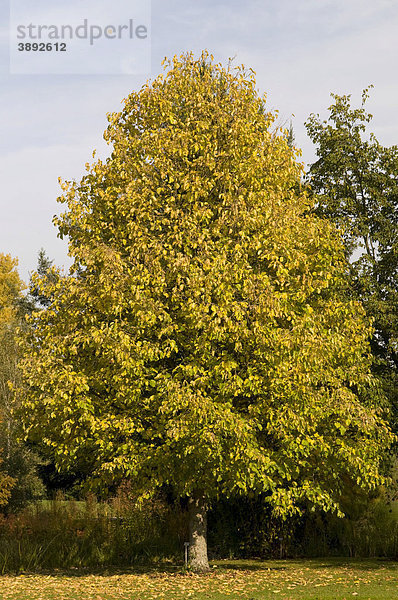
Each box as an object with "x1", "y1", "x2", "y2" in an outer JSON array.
[{"x1": 0, "y1": 558, "x2": 397, "y2": 600}]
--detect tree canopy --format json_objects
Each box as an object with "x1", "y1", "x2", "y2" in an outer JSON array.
[
  {"x1": 18, "y1": 53, "x2": 393, "y2": 570},
  {"x1": 305, "y1": 88, "x2": 398, "y2": 428}
]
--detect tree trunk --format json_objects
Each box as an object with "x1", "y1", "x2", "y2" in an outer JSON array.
[{"x1": 188, "y1": 494, "x2": 209, "y2": 572}]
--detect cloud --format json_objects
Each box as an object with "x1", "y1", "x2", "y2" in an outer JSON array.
[{"x1": 0, "y1": 141, "x2": 108, "y2": 282}]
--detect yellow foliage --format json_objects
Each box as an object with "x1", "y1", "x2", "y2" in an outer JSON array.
[{"x1": 17, "y1": 53, "x2": 393, "y2": 517}]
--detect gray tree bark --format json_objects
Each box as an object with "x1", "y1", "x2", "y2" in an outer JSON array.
[{"x1": 188, "y1": 494, "x2": 210, "y2": 572}]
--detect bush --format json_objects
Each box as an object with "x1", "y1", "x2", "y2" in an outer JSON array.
[{"x1": 208, "y1": 494, "x2": 398, "y2": 560}]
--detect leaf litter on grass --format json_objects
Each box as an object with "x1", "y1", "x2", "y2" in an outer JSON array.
[{"x1": 0, "y1": 559, "x2": 397, "y2": 600}]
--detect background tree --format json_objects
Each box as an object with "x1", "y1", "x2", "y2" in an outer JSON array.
[
  {"x1": 27, "y1": 248, "x2": 59, "y2": 311},
  {"x1": 286, "y1": 121, "x2": 295, "y2": 149},
  {"x1": 19, "y1": 53, "x2": 392, "y2": 571},
  {"x1": 0, "y1": 253, "x2": 45, "y2": 511},
  {"x1": 305, "y1": 88, "x2": 398, "y2": 429},
  {"x1": 25, "y1": 249, "x2": 77, "y2": 498}
]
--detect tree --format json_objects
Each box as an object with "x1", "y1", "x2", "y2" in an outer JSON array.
[
  {"x1": 0, "y1": 253, "x2": 45, "y2": 512},
  {"x1": 27, "y1": 248, "x2": 58, "y2": 310},
  {"x1": 26, "y1": 250, "x2": 83, "y2": 498},
  {"x1": 0, "y1": 254, "x2": 23, "y2": 508},
  {"x1": 18, "y1": 53, "x2": 392, "y2": 571},
  {"x1": 286, "y1": 121, "x2": 295, "y2": 149},
  {"x1": 305, "y1": 88, "x2": 398, "y2": 429},
  {"x1": 0, "y1": 434, "x2": 14, "y2": 508}
]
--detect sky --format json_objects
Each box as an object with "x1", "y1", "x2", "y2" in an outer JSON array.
[{"x1": 1, "y1": 0, "x2": 398, "y2": 283}]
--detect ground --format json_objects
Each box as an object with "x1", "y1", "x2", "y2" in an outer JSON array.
[{"x1": 0, "y1": 558, "x2": 397, "y2": 599}]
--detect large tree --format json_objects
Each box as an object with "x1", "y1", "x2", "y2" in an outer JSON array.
[
  {"x1": 305, "y1": 88, "x2": 398, "y2": 427},
  {"x1": 19, "y1": 54, "x2": 392, "y2": 570}
]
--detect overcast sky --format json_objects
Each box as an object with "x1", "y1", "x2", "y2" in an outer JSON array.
[{"x1": 1, "y1": 0, "x2": 398, "y2": 283}]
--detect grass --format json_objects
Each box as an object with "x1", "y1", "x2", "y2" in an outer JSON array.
[{"x1": 0, "y1": 558, "x2": 397, "y2": 599}]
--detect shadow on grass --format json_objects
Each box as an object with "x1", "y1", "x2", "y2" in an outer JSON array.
[
  {"x1": 17, "y1": 557, "x2": 398, "y2": 578},
  {"x1": 313, "y1": 557, "x2": 398, "y2": 571},
  {"x1": 212, "y1": 557, "x2": 398, "y2": 574},
  {"x1": 18, "y1": 560, "x2": 282, "y2": 578},
  {"x1": 269, "y1": 557, "x2": 398, "y2": 572},
  {"x1": 28, "y1": 563, "x2": 183, "y2": 578},
  {"x1": 213, "y1": 560, "x2": 287, "y2": 572}
]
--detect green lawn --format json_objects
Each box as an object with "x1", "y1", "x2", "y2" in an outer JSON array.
[{"x1": 0, "y1": 558, "x2": 397, "y2": 600}]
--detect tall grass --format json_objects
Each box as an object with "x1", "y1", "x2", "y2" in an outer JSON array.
[{"x1": 0, "y1": 490, "x2": 188, "y2": 573}]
